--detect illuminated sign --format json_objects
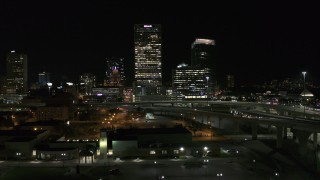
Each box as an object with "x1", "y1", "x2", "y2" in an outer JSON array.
[{"x1": 144, "y1": 25, "x2": 152, "y2": 28}]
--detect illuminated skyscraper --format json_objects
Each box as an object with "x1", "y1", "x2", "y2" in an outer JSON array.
[
  {"x1": 6, "y1": 50, "x2": 28, "y2": 94},
  {"x1": 134, "y1": 24, "x2": 162, "y2": 95},
  {"x1": 38, "y1": 72, "x2": 50, "y2": 86},
  {"x1": 190, "y1": 39, "x2": 216, "y2": 94},
  {"x1": 106, "y1": 58, "x2": 125, "y2": 87},
  {"x1": 172, "y1": 63, "x2": 212, "y2": 99},
  {"x1": 191, "y1": 38, "x2": 215, "y2": 68}
]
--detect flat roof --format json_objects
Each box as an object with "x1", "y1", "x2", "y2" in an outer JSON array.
[
  {"x1": 114, "y1": 127, "x2": 191, "y2": 135},
  {"x1": 6, "y1": 136, "x2": 36, "y2": 142},
  {"x1": 18, "y1": 120, "x2": 64, "y2": 127},
  {"x1": 0, "y1": 130, "x2": 47, "y2": 137},
  {"x1": 111, "y1": 135, "x2": 137, "y2": 141}
]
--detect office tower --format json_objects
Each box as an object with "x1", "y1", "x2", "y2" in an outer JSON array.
[
  {"x1": 6, "y1": 50, "x2": 28, "y2": 94},
  {"x1": 80, "y1": 73, "x2": 96, "y2": 95},
  {"x1": 134, "y1": 24, "x2": 162, "y2": 95},
  {"x1": 191, "y1": 38, "x2": 215, "y2": 68},
  {"x1": 106, "y1": 58, "x2": 125, "y2": 87},
  {"x1": 172, "y1": 63, "x2": 212, "y2": 99},
  {"x1": 38, "y1": 72, "x2": 50, "y2": 86},
  {"x1": 227, "y1": 75, "x2": 235, "y2": 89},
  {"x1": 0, "y1": 76, "x2": 6, "y2": 94}
]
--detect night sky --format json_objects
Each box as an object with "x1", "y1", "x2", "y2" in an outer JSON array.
[{"x1": 0, "y1": 1, "x2": 319, "y2": 86}]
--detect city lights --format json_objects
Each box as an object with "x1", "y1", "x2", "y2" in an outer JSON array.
[{"x1": 0, "y1": 2, "x2": 318, "y2": 179}]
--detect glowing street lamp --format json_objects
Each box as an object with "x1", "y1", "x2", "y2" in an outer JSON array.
[
  {"x1": 206, "y1": 76, "x2": 210, "y2": 105},
  {"x1": 203, "y1": 146, "x2": 208, "y2": 156},
  {"x1": 47, "y1": 82, "x2": 52, "y2": 95},
  {"x1": 204, "y1": 159, "x2": 209, "y2": 176},
  {"x1": 154, "y1": 161, "x2": 158, "y2": 177},
  {"x1": 204, "y1": 146, "x2": 208, "y2": 151},
  {"x1": 302, "y1": 71, "x2": 307, "y2": 116}
]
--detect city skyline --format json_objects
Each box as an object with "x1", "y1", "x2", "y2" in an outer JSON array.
[{"x1": 0, "y1": 1, "x2": 319, "y2": 86}]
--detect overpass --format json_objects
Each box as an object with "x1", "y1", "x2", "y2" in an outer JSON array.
[
  {"x1": 142, "y1": 105, "x2": 320, "y2": 172},
  {"x1": 1, "y1": 100, "x2": 320, "y2": 171}
]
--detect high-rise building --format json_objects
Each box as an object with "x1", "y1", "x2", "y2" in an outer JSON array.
[
  {"x1": 134, "y1": 24, "x2": 162, "y2": 95},
  {"x1": 106, "y1": 58, "x2": 125, "y2": 87},
  {"x1": 38, "y1": 72, "x2": 50, "y2": 86},
  {"x1": 227, "y1": 75, "x2": 235, "y2": 89},
  {"x1": 6, "y1": 50, "x2": 28, "y2": 94},
  {"x1": 191, "y1": 38, "x2": 215, "y2": 68},
  {"x1": 0, "y1": 76, "x2": 6, "y2": 94},
  {"x1": 80, "y1": 73, "x2": 96, "y2": 95},
  {"x1": 172, "y1": 63, "x2": 212, "y2": 99}
]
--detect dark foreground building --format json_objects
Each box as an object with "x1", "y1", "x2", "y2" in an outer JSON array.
[{"x1": 101, "y1": 127, "x2": 192, "y2": 158}]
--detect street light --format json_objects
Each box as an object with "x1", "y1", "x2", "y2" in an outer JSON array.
[
  {"x1": 203, "y1": 159, "x2": 209, "y2": 176},
  {"x1": 203, "y1": 146, "x2": 208, "y2": 157},
  {"x1": 154, "y1": 161, "x2": 158, "y2": 177},
  {"x1": 206, "y1": 76, "x2": 210, "y2": 106},
  {"x1": 47, "y1": 82, "x2": 52, "y2": 96},
  {"x1": 302, "y1": 71, "x2": 307, "y2": 116}
]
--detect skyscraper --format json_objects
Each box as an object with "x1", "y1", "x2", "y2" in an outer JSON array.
[
  {"x1": 134, "y1": 24, "x2": 162, "y2": 95},
  {"x1": 6, "y1": 50, "x2": 28, "y2": 94},
  {"x1": 106, "y1": 58, "x2": 125, "y2": 87},
  {"x1": 191, "y1": 38, "x2": 215, "y2": 68},
  {"x1": 190, "y1": 39, "x2": 216, "y2": 95},
  {"x1": 227, "y1": 75, "x2": 235, "y2": 89},
  {"x1": 80, "y1": 73, "x2": 96, "y2": 95},
  {"x1": 172, "y1": 63, "x2": 212, "y2": 99},
  {"x1": 38, "y1": 72, "x2": 50, "y2": 86}
]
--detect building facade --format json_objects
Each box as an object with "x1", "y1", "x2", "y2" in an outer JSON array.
[
  {"x1": 38, "y1": 72, "x2": 50, "y2": 86},
  {"x1": 134, "y1": 24, "x2": 162, "y2": 95},
  {"x1": 106, "y1": 58, "x2": 125, "y2": 87},
  {"x1": 172, "y1": 63, "x2": 212, "y2": 99},
  {"x1": 191, "y1": 38, "x2": 215, "y2": 68},
  {"x1": 227, "y1": 75, "x2": 235, "y2": 89},
  {"x1": 79, "y1": 73, "x2": 96, "y2": 96},
  {"x1": 6, "y1": 50, "x2": 28, "y2": 94}
]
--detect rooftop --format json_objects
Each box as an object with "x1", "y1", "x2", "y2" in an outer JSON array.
[
  {"x1": 6, "y1": 136, "x2": 36, "y2": 142},
  {"x1": 0, "y1": 130, "x2": 47, "y2": 137},
  {"x1": 18, "y1": 120, "x2": 64, "y2": 127},
  {"x1": 114, "y1": 127, "x2": 191, "y2": 135}
]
